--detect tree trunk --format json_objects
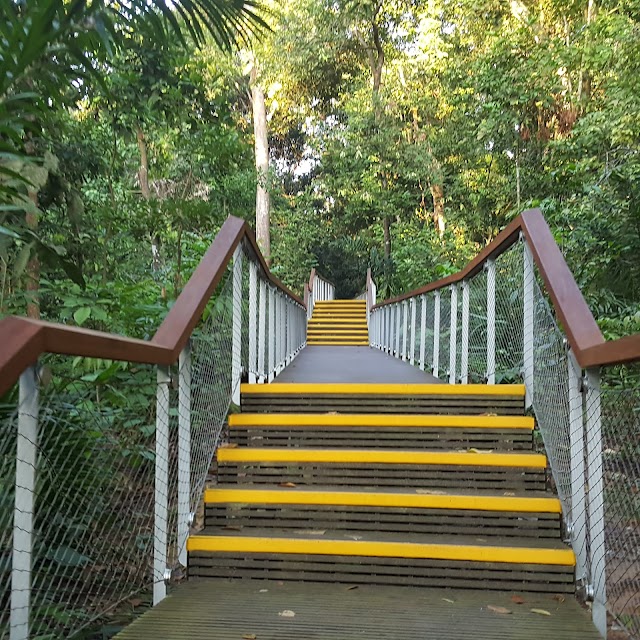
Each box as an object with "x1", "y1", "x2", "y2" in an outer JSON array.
[
  {"x1": 25, "y1": 190, "x2": 40, "y2": 319},
  {"x1": 383, "y1": 216, "x2": 392, "y2": 259},
  {"x1": 135, "y1": 124, "x2": 151, "y2": 199},
  {"x1": 250, "y1": 61, "x2": 271, "y2": 264},
  {"x1": 430, "y1": 183, "x2": 445, "y2": 237}
]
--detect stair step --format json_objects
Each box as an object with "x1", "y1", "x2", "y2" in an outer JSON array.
[
  {"x1": 204, "y1": 487, "x2": 560, "y2": 513},
  {"x1": 241, "y1": 383, "x2": 525, "y2": 397},
  {"x1": 217, "y1": 447, "x2": 545, "y2": 467},
  {"x1": 307, "y1": 341, "x2": 370, "y2": 346},
  {"x1": 229, "y1": 413, "x2": 534, "y2": 429},
  {"x1": 240, "y1": 383, "x2": 525, "y2": 415},
  {"x1": 188, "y1": 530, "x2": 573, "y2": 565}
]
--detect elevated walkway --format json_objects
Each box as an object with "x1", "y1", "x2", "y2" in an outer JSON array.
[{"x1": 116, "y1": 338, "x2": 600, "y2": 640}]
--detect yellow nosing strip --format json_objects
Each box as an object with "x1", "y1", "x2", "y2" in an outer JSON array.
[
  {"x1": 204, "y1": 488, "x2": 561, "y2": 513},
  {"x1": 306, "y1": 342, "x2": 370, "y2": 346},
  {"x1": 186, "y1": 536, "x2": 574, "y2": 566},
  {"x1": 240, "y1": 383, "x2": 526, "y2": 396},
  {"x1": 217, "y1": 448, "x2": 547, "y2": 468},
  {"x1": 229, "y1": 413, "x2": 534, "y2": 430}
]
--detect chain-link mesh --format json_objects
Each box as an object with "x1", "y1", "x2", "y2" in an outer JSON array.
[
  {"x1": 0, "y1": 237, "x2": 309, "y2": 639},
  {"x1": 598, "y1": 366, "x2": 640, "y2": 637},
  {"x1": 467, "y1": 269, "x2": 487, "y2": 383},
  {"x1": 438, "y1": 287, "x2": 451, "y2": 381}
]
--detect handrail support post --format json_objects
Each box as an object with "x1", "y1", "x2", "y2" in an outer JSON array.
[
  {"x1": 231, "y1": 247, "x2": 243, "y2": 405},
  {"x1": 461, "y1": 280, "x2": 470, "y2": 384},
  {"x1": 486, "y1": 260, "x2": 496, "y2": 384},
  {"x1": 177, "y1": 344, "x2": 191, "y2": 567},
  {"x1": 523, "y1": 238, "x2": 535, "y2": 407},
  {"x1": 449, "y1": 284, "x2": 458, "y2": 384},
  {"x1": 11, "y1": 365, "x2": 39, "y2": 640}
]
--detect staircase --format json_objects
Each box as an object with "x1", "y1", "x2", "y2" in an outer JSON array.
[
  {"x1": 307, "y1": 300, "x2": 369, "y2": 346},
  {"x1": 188, "y1": 383, "x2": 575, "y2": 593}
]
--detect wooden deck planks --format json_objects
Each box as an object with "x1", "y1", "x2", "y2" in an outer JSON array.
[{"x1": 114, "y1": 579, "x2": 601, "y2": 640}]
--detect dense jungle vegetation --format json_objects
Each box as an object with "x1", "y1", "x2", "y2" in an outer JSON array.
[{"x1": 1, "y1": 0, "x2": 639, "y2": 336}]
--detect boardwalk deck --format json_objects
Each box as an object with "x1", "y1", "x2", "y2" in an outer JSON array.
[
  {"x1": 115, "y1": 578, "x2": 600, "y2": 640},
  {"x1": 276, "y1": 345, "x2": 441, "y2": 383}
]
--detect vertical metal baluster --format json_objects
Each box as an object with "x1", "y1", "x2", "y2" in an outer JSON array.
[
  {"x1": 395, "y1": 304, "x2": 401, "y2": 358},
  {"x1": 258, "y1": 280, "x2": 267, "y2": 383},
  {"x1": 433, "y1": 290, "x2": 441, "y2": 377},
  {"x1": 461, "y1": 280, "x2": 470, "y2": 384},
  {"x1": 486, "y1": 260, "x2": 496, "y2": 384},
  {"x1": 410, "y1": 298, "x2": 417, "y2": 366},
  {"x1": 231, "y1": 247, "x2": 243, "y2": 404},
  {"x1": 402, "y1": 301, "x2": 408, "y2": 361},
  {"x1": 154, "y1": 365, "x2": 170, "y2": 605},
  {"x1": 523, "y1": 239, "x2": 534, "y2": 407},
  {"x1": 268, "y1": 287, "x2": 275, "y2": 382},
  {"x1": 11, "y1": 366, "x2": 39, "y2": 640},
  {"x1": 449, "y1": 284, "x2": 458, "y2": 384},
  {"x1": 248, "y1": 262, "x2": 257, "y2": 384},
  {"x1": 419, "y1": 294, "x2": 427, "y2": 371},
  {"x1": 177, "y1": 345, "x2": 191, "y2": 568}
]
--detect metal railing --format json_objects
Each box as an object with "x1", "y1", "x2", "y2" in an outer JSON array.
[
  {"x1": 0, "y1": 217, "x2": 307, "y2": 639},
  {"x1": 304, "y1": 268, "x2": 335, "y2": 319},
  {"x1": 366, "y1": 208, "x2": 640, "y2": 639}
]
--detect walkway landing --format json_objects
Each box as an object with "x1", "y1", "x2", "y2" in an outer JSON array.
[
  {"x1": 115, "y1": 578, "x2": 600, "y2": 640},
  {"x1": 277, "y1": 345, "x2": 440, "y2": 383}
]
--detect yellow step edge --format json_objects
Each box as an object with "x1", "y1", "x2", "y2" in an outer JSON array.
[
  {"x1": 307, "y1": 329, "x2": 370, "y2": 333},
  {"x1": 240, "y1": 383, "x2": 526, "y2": 396},
  {"x1": 314, "y1": 302, "x2": 366, "y2": 305},
  {"x1": 187, "y1": 536, "x2": 574, "y2": 566},
  {"x1": 228, "y1": 413, "x2": 534, "y2": 429},
  {"x1": 306, "y1": 341, "x2": 370, "y2": 345},
  {"x1": 204, "y1": 488, "x2": 561, "y2": 514},
  {"x1": 308, "y1": 322, "x2": 369, "y2": 326},
  {"x1": 217, "y1": 448, "x2": 547, "y2": 468}
]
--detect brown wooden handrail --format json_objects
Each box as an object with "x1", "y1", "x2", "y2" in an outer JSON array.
[
  {"x1": 372, "y1": 208, "x2": 640, "y2": 369},
  {"x1": 0, "y1": 216, "x2": 305, "y2": 397}
]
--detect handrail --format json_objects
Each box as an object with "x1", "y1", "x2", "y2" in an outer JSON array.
[
  {"x1": 372, "y1": 208, "x2": 640, "y2": 369},
  {"x1": 0, "y1": 215, "x2": 305, "y2": 397}
]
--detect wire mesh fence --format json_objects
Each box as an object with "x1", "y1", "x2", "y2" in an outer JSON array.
[{"x1": 368, "y1": 236, "x2": 640, "y2": 638}]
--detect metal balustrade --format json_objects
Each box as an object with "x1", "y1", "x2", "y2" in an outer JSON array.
[
  {"x1": 304, "y1": 268, "x2": 335, "y2": 320},
  {"x1": 0, "y1": 219, "x2": 309, "y2": 640},
  {"x1": 366, "y1": 210, "x2": 640, "y2": 639}
]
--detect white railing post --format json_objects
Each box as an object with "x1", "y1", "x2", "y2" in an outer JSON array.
[
  {"x1": 268, "y1": 287, "x2": 275, "y2": 382},
  {"x1": 394, "y1": 303, "x2": 401, "y2": 358},
  {"x1": 154, "y1": 365, "x2": 171, "y2": 605},
  {"x1": 258, "y1": 280, "x2": 267, "y2": 383},
  {"x1": 11, "y1": 365, "x2": 39, "y2": 640},
  {"x1": 231, "y1": 247, "x2": 243, "y2": 405},
  {"x1": 248, "y1": 261, "x2": 257, "y2": 384},
  {"x1": 486, "y1": 259, "x2": 496, "y2": 384},
  {"x1": 585, "y1": 368, "x2": 606, "y2": 638},
  {"x1": 449, "y1": 284, "x2": 458, "y2": 384},
  {"x1": 461, "y1": 280, "x2": 470, "y2": 384},
  {"x1": 419, "y1": 294, "x2": 427, "y2": 371},
  {"x1": 286, "y1": 303, "x2": 292, "y2": 364},
  {"x1": 410, "y1": 297, "x2": 417, "y2": 366},
  {"x1": 567, "y1": 351, "x2": 587, "y2": 584},
  {"x1": 386, "y1": 306, "x2": 392, "y2": 353},
  {"x1": 523, "y1": 239, "x2": 534, "y2": 407},
  {"x1": 177, "y1": 344, "x2": 191, "y2": 567},
  {"x1": 275, "y1": 292, "x2": 282, "y2": 375},
  {"x1": 402, "y1": 301, "x2": 408, "y2": 361},
  {"x1": 280, "y1": 295, "x2": 286, "y2": 369},
  {"x1": 433, "y1": 290, "x2": 441, "y2": 377}
]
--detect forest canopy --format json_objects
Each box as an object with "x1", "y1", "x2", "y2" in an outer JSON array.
[{"x1": 1, "y1": 0, "x2": 639, "y2": 338}]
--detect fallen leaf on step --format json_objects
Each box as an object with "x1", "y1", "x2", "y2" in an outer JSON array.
[
  {"x1": 530, "y1": 609, "x2": 551, "y2": 616},
  {"x1": 219, "y1": 442, "x2": 238, "y2": 449},
  {"x1": 442, "y1": 598, "x2": 455, "y2": 604},
  {"x1": 415, "y1": 489, "x2": 446, "y2": 495},
  {"x1": 487, "y1": 605, "x2": 512, "y2": 615},
  {"x1": 347, "y1": 585, "x2": 359, "y2": 591},
  {"x1": 468, "y1": 448, "x2": 493, "y2": 454},
  {"x1": 346, "y1": 535, "x2": 363, "y2": 541},
  {"x1": 242, "y1": 634, "x2": 257, "y2": 639},
  {"x1": 503, "y1": 492, "x2": 516, "y2": 496},
  {"x1": 279, "y1": 482, "x2": 297, "y2": 488},
  {"x1": 259, "y1": 589, "x2": 268, "y2": 593},
  {"x1": 294, "y1": 529, "x2": 326, "y2": 535},
  {"x1": 552, "y1": 594, "x2": 565, "y2": 603},
  {"x1": 326, "y1": 411, "x2": 339, "y2": 415},
  {"x1": 279, "y1": 610, "x2": 295, "y2": 618},
  {"x1": 475, "y1": 538, "x2": 487, "y2": 543},
  {"x1": 479, "y1": 412, "x2": 498, "y2": 417},
  {"x1": 510, "y1": 595, "x2": 525, "y2": 605},
  {"x1": 128, "y1": 598, "x2": 143, "y2": 608}
]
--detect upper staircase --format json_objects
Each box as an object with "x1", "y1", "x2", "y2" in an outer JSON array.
[{"x1": 307, "y1": 300, "x2": 369, "y2": 346}]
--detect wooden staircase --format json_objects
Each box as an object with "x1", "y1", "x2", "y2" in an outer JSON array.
[
  {"x1": 307, "y1": 300, "x2": 369, "y2": 346},
  {"x1": 188, "y1": 383, "x2": 576, "y2": 593}
]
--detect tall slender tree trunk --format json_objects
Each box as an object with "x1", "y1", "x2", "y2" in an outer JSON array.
[
  {"x1": 383, "y1": 216, "x2": 392, "y2": 259},
  {"x1": 25, "y1": 190, "x2": 40, "y2": 319},
  {"x1": 136, "y1": 124, "x2": 151, "y2": 200},
  {"x1": 429, "y1": 183, "x2": 445, "y2": 237},
  {"x1": 250, "y1": 61, "x2": 271, "y2": 264}
]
